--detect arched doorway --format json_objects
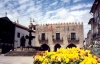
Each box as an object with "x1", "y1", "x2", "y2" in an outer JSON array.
[
  {"x1": 67, "y1": 44, "x2": 77, "y2": 48},
  {"x1": 54, "y1": 44, "x2": 61, "y2": 52},
  {"x1": 39, "y1": 44, "x2": 50, "y2": 52}
]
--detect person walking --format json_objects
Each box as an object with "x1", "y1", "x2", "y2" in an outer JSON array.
[{"x1": 20, "y1": 35, "x2": 26, "y2": 51}]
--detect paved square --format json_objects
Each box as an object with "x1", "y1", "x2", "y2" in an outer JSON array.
[{"x1": 0, "y1": 55, "x2": 33, "y2": 64}]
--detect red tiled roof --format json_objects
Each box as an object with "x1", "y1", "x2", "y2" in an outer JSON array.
[{"x1": 13, "y1": 22, "x2": 35, "y2": 33}]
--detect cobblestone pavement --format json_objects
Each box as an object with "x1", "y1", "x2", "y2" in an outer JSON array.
[{"x1": 0, "y1": 55, "x2": 33, "y2": 64}]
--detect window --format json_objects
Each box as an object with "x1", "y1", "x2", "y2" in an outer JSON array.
[
  {"x1": 17, "y1": 32, "x2": 20, "y2": 38},
  {"x1": 98, "y1": 22, "x2": 100, "y2": 28},
  {"x1": 71, "y1": 33, "x2": 76, "y2": 40},
  {"x1": 98, "y1": 22, "x2": 100, "y2": 35},
  {"x1": 41, "y1": 33, "x2": 45, "y2": 40},
  {"x1": 66, "y1": 26, "x2": 69, "y2": 31},
  {"x1": 99, "y1": 10, "x2": 100, "y2": 19},
  {"x1": 34, "y1": 27, "x2": 36, "y2": 30},
  {"x1": 56, "y1": 33, "x2": 60, "y2": 40}
]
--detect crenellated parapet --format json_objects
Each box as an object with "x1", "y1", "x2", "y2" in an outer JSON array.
[{"x1": 36, "y1": 22, "x2": 83, "y2": 27}]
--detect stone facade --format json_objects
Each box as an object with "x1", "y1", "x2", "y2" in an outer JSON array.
[
  {"x1": 33, "y1": 22, "x2": 84, "y2": 51},
  {"x1": 85, "y1": 30, "x2": 92, "y2": 48},
  {"x1": 88, "y1": 0, "x2": 100, "y2": 44}
]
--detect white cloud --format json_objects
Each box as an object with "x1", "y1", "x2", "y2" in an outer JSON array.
[
  {"x1": 73, "y1": 0, "x2": 81, "y2": 3},
  {"x1": 61, "y1": 0, "x2": 70, "y2": 3},
  {"x1": 17, "y1": 4, "x2": 27, "y2": 10},
  {"x1": 26, "y1": 7, "x2": 35, "y2": 13},
  {"x1": 51, "y1": 1, "x2": 58, "y2": 6},
  {"x1": 0, "y1": 0, "x2": 93, "y2": 38},
  {"x1": 56, "y1": 8, "x2": 69, "y2": 19},
  {"x1": 71, "y1": 3, "x2": 93, "y2": 10},
  {"x1": 18, "y1": 0, "x2": 29, "y2": 4},
  {"x1": 70, "y1": 10, "x2": 90, "y2": 16}
]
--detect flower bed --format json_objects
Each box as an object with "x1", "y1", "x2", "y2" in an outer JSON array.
[{"x1": 33, "y1": 47, "x2": 100, "y2": 64}]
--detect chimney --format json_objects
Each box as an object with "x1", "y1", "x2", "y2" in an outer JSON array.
[
  {"x1": 30, "y1": 17, "x2": 32, "y2": 23},
  {"x1": 5, "y1": 12, "x2": 7, "y2": 17},
  {"x1": 17, "y1": 19, "x2": 19, "y2": 24}
]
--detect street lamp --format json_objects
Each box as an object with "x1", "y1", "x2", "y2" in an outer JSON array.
[{"x1": 25, "y1": 18, "x2": 36, "y2": 47}]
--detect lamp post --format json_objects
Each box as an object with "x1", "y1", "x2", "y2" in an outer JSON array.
[
  {"x1": 26, "y1": 18, "x2": 35, "y2": 47},
  {"x1": 28, "y1": 24, "x2": 35, "y2": 46}
]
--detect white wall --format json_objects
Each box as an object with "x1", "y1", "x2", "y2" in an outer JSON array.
[{"x1": 14, "y1": 27, "x2": 29, "y2": 49}]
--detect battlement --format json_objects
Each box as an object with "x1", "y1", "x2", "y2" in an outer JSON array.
[{"x1": 37, "y1": 22, "x2": 83, "y2": 26}]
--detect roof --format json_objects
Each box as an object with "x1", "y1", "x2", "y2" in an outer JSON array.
[
  {"x1": 90, "y1": 0, "x2": 100, "y2": 13},
  {"x1": 0, "y1": 16, "x2": 35, "y2": 32},
  {"x1": 0, "y1": 17, "x2": 13, "y2": 24},
  {"x1": 13, "y1": 22, "x2": 35, "y2": 33},
  {"x1": 88, "y1": 18, "x2": 95, "y2": 24}
]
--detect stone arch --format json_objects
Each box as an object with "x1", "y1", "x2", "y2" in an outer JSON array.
[
  {"x1": 54, "y1": 44, "x2": 61, "y2": 52},
  {"x1": 39, "y1": 44, "x2": 50, "y2": 52},
  {"x1": 67, "y1": 43, "x2": 77, "y2": 48}
]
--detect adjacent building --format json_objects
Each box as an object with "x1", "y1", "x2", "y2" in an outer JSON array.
[
  {"x1": 85, "y1": 30, "x2": 92, "y2": 48},
  {"x1": 88, "y1": 0, "x2": 100, "y2": 45},
  {"x1": 13, "y1": 20, "x2": 35, "y2": 49},
  {"x1": 0, "y1": 16, "x2": 35, "y2": 53},
  {"x1": 13, "y1": 22, "x2": 29, "y2": 49},
  {"x1": 0, "y1": 16, "x2": 15, "y2": 53}
]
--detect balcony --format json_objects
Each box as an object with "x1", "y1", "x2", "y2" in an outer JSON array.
[
  {"x1": 92, "y1": 33, "x2": 97, "y2": 39},
  {"x1": 52, "y1": 38, "x2": 63, "y2": 44},
  {"x1": 98, "y1": 24, "x2": 100, "y2": 29},
  {"x1": 95, "y1": 33, "x2": 100, "y2": 40},
  {"x1": 67, "y1": 37, "x2": 79, "y2": 43},
  {"x1": 38, "y1": 38, "x2": 48, "y2": 44}
]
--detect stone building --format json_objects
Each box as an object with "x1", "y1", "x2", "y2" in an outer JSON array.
[
  {"x1": 89, "y1": 0, "x2": 100, "y2": 44},
  {"x1": 33, "y1": 22, "x2": 84, "y2": 51},
  {"x1": 85, "y1": 30, "x2": 92, "y2": 48}
]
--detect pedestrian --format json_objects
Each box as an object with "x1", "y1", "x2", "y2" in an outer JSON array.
[{"x1": 20, "y1": 35, "x2": 26, "y2": 51}]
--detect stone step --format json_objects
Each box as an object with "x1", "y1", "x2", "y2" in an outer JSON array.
[{"x1": 5, "y1": 50, "x2": 38, "y2": 56}]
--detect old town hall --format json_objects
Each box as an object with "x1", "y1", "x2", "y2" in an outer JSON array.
[{"x1": 33, "y1": 22, "x2": 84, "y2": 51}]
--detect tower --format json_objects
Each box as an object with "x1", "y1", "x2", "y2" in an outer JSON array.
[{"x1": 29, "y1": 18, "x2": 36, "y2": 31}]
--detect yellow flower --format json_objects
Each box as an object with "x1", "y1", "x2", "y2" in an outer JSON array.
[
  {"x1": 43, "y1": 58, "x2": 48, "y2": 63},
  {"x1": 66, "y1": 58, "x2": 69, "y2": 63},
  {"x1": 42, "y1": 62, "x2": 45, "y2": 64},
  {"x1": 39, "y1": 56, "x2": 43, "y2": 62},
  {"x1": 51, "y1": 55, "x2": 55, "y2": 61},
  {"x1": 33, "y1": 47, "x2": 99, "y2": 64},
  {"x1": 34, "y1": 55, "x2": 39, "y2": 61}
]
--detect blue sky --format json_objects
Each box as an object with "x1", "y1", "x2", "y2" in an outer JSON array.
[{"x1": 0, "y1": 0, "x2": 94, "y2": 38}]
